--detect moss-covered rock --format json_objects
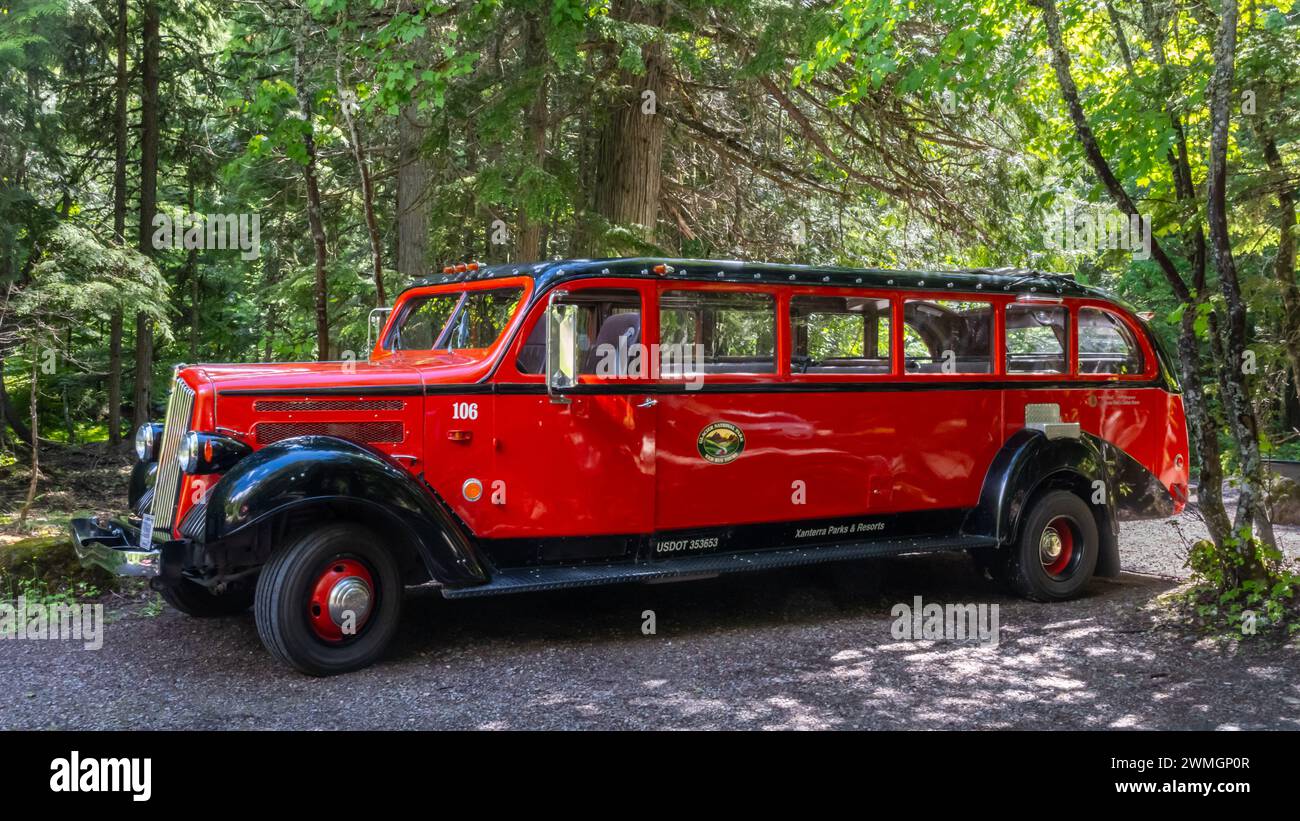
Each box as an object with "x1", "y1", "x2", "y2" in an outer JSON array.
[
  {"x1": 0, "y1": 535, "x2": 116, "y2": 596},
  {"x1": 1266, "y1": 476, "x2": 1300, "y2": 526}
]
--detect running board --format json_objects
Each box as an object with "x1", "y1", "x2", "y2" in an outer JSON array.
[{"x1": 441, "y1": 535, "x2": 998, "y2": 599}]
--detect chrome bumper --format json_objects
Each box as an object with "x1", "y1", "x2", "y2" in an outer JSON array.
[{"x1": 69, "y1": 517, "x2": 160, "y2": 577}]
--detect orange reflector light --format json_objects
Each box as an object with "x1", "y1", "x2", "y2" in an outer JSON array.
[
  {"x1": 462, "y1": 478, "x2": 483, "y2": 502},
  {"x1": 467, "y1": 262, "x2": 480, "y2": 271},
  {"x1": 447, "y1": 429, "x2": 473, "y2": 442}
]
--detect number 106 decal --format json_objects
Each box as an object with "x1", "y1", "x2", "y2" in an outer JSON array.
[{"x1": 451, "y1": 401, "x2": 479, "y2": 420}]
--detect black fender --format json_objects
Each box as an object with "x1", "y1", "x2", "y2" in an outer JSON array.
[
  {"x1": 194, "y1": 435, "x2": 487, "y2": 586},
  {"x1": 963, "y1": 429, "x2": 1121, "y2": 577}
]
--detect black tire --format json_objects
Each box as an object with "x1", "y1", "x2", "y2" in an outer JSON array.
[
  {"x1": 254, "y1": 522, "x2": 401, "y2": 676},
  {"x1": 161, "y1": 578, "x2": 254, "y2": 616},
  {"x1": 998, "y1": 490, "x2": 1098, "y2": 602}
]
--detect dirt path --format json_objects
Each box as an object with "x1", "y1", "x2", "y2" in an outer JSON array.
[{"x1": 2, "y1": 529, "x2": 1297, "y2": 729}]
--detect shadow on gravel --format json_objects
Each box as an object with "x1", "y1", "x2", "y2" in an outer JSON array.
[
  {"x1": 393, "y1": 551, "x2": 1107, "y2": 651},
  {"x1": 367, "y1": 553, "x2": 1292, "y2": 730},
  {"x1": 7, "y1": 550, "x2": 1297, "y2": 730}
]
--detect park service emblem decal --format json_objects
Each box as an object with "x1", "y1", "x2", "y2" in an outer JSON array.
[{"x1": 697, "y1": 422, "x2": 745, "y2": 464}]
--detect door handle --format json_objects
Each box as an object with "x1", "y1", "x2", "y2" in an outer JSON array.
[{"x1": 636, "y1": 397, "x2": 658, "y2": 409}]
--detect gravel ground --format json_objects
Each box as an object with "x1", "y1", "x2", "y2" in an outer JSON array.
[{"x1": 2, "y1": 501, "x2": 1298, "y2": 730}]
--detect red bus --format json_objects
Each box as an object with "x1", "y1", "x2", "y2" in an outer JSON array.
[{"x1": 73, "y1": 258, "x2": 1189, "y2": 674}]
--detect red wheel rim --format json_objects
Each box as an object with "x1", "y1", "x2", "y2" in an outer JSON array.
[
  {"x1": 308, "y1": 558, "x2": 375, "y2": 642},
  {"x1": 1040, "y1": 516, "x2": 1075, "y2": 578}
]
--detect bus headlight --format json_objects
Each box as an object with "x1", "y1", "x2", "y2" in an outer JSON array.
[
  {"x1": 177, "y1": 431, "x2": 252, "y2": 474},
  {"x1": 177, "y1": 431, "x2": 201, "y2": 473},
  {"x1": 135, "y1": 423, "x2": 163, "y2": 462}
]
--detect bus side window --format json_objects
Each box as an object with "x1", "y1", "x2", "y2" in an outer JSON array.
[
  {"x1": 903, "y1": 300, "x2": 993, "y2": 374},
  {"x1": 514, "y1": 289, "x2": 641, "y2": 376},
  {"x1": 660, "y1": 290, "x2": 776, "y2": 374},
  {"x1": 1078, "y1": 307, "x2": 1143, "y2": 375},
  {"x1": 1006, "y1": 304, "x2": 1068, "y2": 374},
  {"x1": 790, "y1": 296, "x2": 891, "y2": 374}
]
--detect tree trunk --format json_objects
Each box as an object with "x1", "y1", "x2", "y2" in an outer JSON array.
[
  {"x1": 0, "y1": 357, "x2": 33, "y2": 446},
  {"x1": 107, "y1": 0, "x2": 128, "y2": 446},
  {"x1": 1256, "y1": 125, "x2": 1300, "y2": 405},
  {"x1": 107, "y1": 310, "x2": 123, "y2": 443},
  {"x1": 1204, "y1": 0, "x2": 1276, "y2": 557},
  {"x1": 1034, "y1": 0, "x2": 1239, "y2": 548},
  {"x1": 62, "y1": 384, "x2": 75, "y2": 445},
  {"x1": 396, "y1": 105, "x2": 430, "y2": 278},
  {"x1": 185, "y1": 179, "x2": 200, "y2": 361},
  {"x1": 516, "y1": 11, "x2": 548, "y2": 261},
  {"x1": 336, "y1": 61, "x2": 386, "y2": 306},
  {"x1": 17, "y1": 349, "x2": 39, "y2": 529},
  {"x1": 591, "y1": 0, "x2": 667, "y2": 244},
  {"x1": 262, "y1": 249, "x2": 279, "y2": 362},
  {"x1": 1136, "y1": 0, "x2": 1233, "y2": 545},
  {"x1": 132, "y1": 0, "x2": 160, "y2": 437},
  {"x1": 295, "y1": 20, "x2": 331, "y2": 360}
]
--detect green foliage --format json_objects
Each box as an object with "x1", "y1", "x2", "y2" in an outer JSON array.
[
  {"x1": 20, "y1": 223, "x2": 170, "y2": 327},
  {"x1": 1184, "y1": 538, "x2": 1299, "y2": 635}
]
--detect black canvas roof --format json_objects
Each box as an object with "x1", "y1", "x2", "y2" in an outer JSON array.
[{"x1": 403, "y1": 257, "x2": 1109, "y2": 303}]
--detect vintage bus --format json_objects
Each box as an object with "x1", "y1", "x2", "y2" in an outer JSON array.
[{"x1": 72, "y1": 258, "x2": 1189, "y2": 675}]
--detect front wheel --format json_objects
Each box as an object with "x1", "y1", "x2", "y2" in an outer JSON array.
[
  {"x1": 255, "y1": 522, "x2": 402, "y2": 676},
  {"x1": 998, "y1": 490, "x2": 1099, "y2": 602}
]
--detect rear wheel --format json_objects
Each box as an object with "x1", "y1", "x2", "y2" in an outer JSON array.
[
  {"x1": 254, "y1": 522, "x2": 402, "y2": 676},
  {"x1": 998, "y1": 490, "x2": 1098, "y2": 601},
  {"x1": 161, "y1": 578, "x2": 254, "y2": 617}
]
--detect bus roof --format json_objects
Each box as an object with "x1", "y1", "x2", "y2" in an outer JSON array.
[{"x1": 403, "y1": 257, "x2": 1112, "y2": 302}]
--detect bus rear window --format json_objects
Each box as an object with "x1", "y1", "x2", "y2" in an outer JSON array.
[
  {"x1": 1078, "y1": 307, "x2": 1143, "y2": 375},
  {"x1": 904, "y1": 300, "x2": 993, "y2": 374},
  {"x1": 1006, "y1": 304, "x2": 1068, "y2": 374}
]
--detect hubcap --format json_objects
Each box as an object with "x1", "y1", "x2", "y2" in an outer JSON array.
[
  {"x1": 1039, "y1": 516, "x2": 1076, "y2": 578},
  {"x1": 1039, "y1": 528, "x2": 1063, "y2": 562},
  {"x1": 308, "y1": 558, "x2": 375, "y2": 642}
]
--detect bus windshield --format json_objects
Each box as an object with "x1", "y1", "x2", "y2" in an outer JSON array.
[{"x1": 388, "y1": 286, "x2": 524, "y2": 352}]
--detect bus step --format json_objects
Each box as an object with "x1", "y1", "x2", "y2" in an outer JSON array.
[{"x1": 441, "y1": 535, "x2": 1000, "y2": 599}]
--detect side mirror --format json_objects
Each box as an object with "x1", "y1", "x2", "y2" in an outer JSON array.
[
  {"x1": 367, "y1": 307, "x2": 392, "y2": 357},
  {"x1": 546, "y1": 295, "x2": 578, "y2": 403}
]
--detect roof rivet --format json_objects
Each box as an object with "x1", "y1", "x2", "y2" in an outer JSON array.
[
  {"x1": 788, "y1": 274, "x2": 796, "y2": 280},
  {"x1": 976, "y1": 283, "x2": 983, "y2": 289},
  {"x1": 855, "y1": 277, "x2": 862, "y2": 284},
  {"x1": 947, "y1": 282, "x2": 954, "y2": 288},
  {"x1": 823, "y1": 276, "x2": 830, "y2": 282},
  {"x1": 887, "y1": 279, "x2": 894, "y2": 285},
  {"x1": 753, "y1": 273, "x2": 760, "y2": 279},
  {"x1": 601, "y1": 268, "x2": 610, "y2": 275},
  {"x1": 718, "y1": 272, "x2": 726, "y2": 277},
  {"x1": 1030, "y1": 286, "x2": 1038, "y2": 292},
  {"x1": 918, "y1": 280, "x2": 925, "y2": 286}
]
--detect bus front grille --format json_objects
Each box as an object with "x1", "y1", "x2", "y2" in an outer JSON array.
[{"x1": 149, "y1": 378, "x2": 195, "y2": 532}]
